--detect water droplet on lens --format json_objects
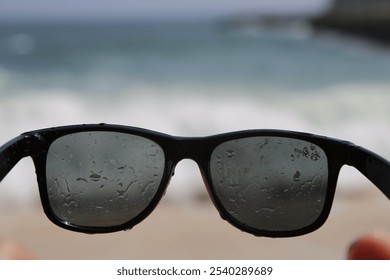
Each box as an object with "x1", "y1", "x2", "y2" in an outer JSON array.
[
  {"x1": 89, "y1": 172, "x2": 101, "y2": 181},
  {"x1": 117, "y1": 165, "x2": 127, "y2": 170},
  {"x1": 76, "y1": 177, "x2": 88, "y2": 183},
  {"x1": 226, "y1": 150, "x2": 235, "y2": 158},
  {"x1": 258, "y1": 207, "x2": 275, "y2": 213},
  {"x1": 293, "y1": 171, "x2": 301, "y2": 182}
]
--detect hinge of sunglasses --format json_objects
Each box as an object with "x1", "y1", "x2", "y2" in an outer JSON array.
[
  {"x1": 345, "y1": 144, "x2": 390, "y2": 199},
  {"x1": 0, "y1": 134, "x2": 42, "y2": 182},
  {"x1": 20, "y1": 133, "x2": 46, "y2": 158}
]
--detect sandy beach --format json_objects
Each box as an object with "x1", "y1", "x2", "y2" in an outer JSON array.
[{"x1": 0, "y1": 184, "x2": 389, "y2": 260}]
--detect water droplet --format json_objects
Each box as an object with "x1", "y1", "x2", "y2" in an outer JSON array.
[
  {"x1": 117, "y1": 190, "x2": 127, "y2": 197},
  {"x1": 64, "y1": 200, "x2": 78, "y2": 214},
  {"x1": 89, "y1": 172, "x2": 101, "y2": 181},
  {"x1": 76, "y1": 177, "x2": 88, "y2": 183},
  {"x1": 116, "y1": 181, "x2": 135, "y2": 198},
  {"x1": 293, "y1": 171, "x2": 301, "y2": 182},
  {"x1": 258, "y1": 207, "x2": 275, "y2": 213},
  {"x1": 225, "y1": 150, "x2": 235, "y2": 158},
  {"x1": 117, "y1": 165, "x2": 127, "y2": 170}
]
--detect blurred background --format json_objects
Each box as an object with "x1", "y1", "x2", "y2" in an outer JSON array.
[{"x1": 0, "y1": 0, "x2": 389, "y2": 259}]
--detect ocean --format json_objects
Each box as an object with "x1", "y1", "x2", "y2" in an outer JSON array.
[{"x1": 1, "y1": 20, "x2": 390, "y2": 208}]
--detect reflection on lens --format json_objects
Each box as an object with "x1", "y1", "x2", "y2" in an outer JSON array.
[
  {"x1": 46, "y1": 132, "x2": 165, "y2": 228},
  {"x1": 210, "y1": 137, "x2": 328, "y2": 232}
]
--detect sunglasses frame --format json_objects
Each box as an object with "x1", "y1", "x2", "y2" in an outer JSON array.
[{"x1": 0, "y1": 123, "x2": 389, "y2": 237}]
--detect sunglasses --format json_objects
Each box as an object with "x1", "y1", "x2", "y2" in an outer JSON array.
[{"x1": 0, "y1": 124, "x2": 389, "y2": 237}]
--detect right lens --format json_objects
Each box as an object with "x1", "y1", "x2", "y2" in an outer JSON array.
[
  {"x1": 45, "y1": 131, "x2": 165, "y2": 228},
  {"x1": 210, "y1": 136, "x2": 328, "y2": 233}
]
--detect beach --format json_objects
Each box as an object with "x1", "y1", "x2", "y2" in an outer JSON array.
[{"x1": 0, "y1": 182, "x2": 389, "y2": 260}]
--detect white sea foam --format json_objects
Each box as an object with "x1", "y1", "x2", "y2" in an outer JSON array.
[{"x1": 0, "y1": 84, "x2": 389, "y2": 209}]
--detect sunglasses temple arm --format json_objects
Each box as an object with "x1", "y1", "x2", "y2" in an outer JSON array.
[
  {"x1": 0, "y1": 135, "x2": 37, "y2": 183},
  {"x1": 347, "y1": 145, "x2": 390, "y2": 199}
]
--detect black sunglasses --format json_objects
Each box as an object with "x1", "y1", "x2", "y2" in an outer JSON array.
[{"x1": 0, "y1": 124, "x2": 389, "y2": 237}]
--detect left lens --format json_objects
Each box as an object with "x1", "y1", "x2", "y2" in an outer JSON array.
[
  {"x1": 46, "y1": 131, "x2": 165, "y2": 228},
  {"x1": 210, "y1": 136, "x2": 328, "y2": 233}
]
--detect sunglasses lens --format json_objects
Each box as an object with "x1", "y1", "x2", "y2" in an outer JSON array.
[
  {"x1": 210, "y1": 137, "x2": 328, "y2": 233},
  {"x1": 46, "y1": 131, "x2": 165, "y2": 228}
]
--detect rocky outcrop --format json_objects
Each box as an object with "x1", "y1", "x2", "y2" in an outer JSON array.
[{"x1": 311, "y1": 0, "x2": 390, "y2": 42}]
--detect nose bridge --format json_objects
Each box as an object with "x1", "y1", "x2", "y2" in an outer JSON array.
[{"x1": 167, "y1": 136, "x2": 209, "y2": 164}]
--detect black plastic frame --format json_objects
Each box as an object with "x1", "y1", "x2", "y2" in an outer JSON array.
[{"x1": 0, "y1": 123, "x2": 389, "y2": 237}]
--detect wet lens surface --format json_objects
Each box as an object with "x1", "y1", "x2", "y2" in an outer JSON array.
[
  {"x1": 210, "y1": 137, "x2": 328, "y2": 232},
  {"x1": 46, "y1": 132, "x2": 165, "y2": 228}
]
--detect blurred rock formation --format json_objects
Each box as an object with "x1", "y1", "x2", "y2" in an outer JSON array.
[{"x1": 311, "y1": 0, "x2": 390, "y2": 42}]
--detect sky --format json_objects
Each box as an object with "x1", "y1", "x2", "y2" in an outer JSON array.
[{"x1": 0, "y1": 0, "x2": 331, "y2": 22}]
